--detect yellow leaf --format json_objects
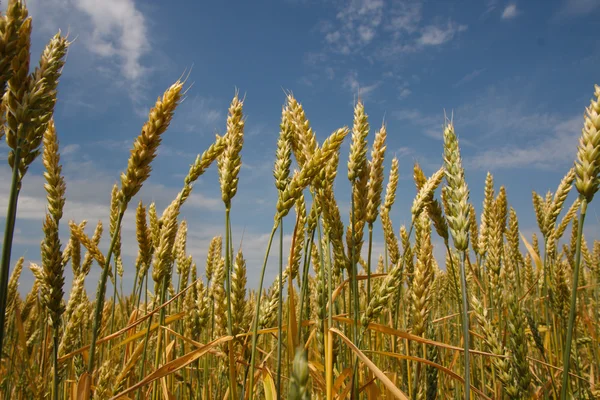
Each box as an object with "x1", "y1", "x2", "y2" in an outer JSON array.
[{"x1": 262, "y1": 369, "x2": 277, "y2": 400}]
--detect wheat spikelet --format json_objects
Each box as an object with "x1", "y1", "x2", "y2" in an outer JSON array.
[
  {"x1": 231, "y1": 249, "x2": 247, "y2": 335},
  {"x1": 277, "y1": 127, "x2": 348, "y2": 220},
  {"x1": 411, "y1": 167, "x2": 444, "y2": 221},
  {"x1": 575, "y1": 85, "x2": 600, "y2": 202},
  {"x1": 289, "y1": 196, "x2": 306, "y2": 281},
  {"x1": 120, "y1": 80, "x2": 183, "y2": 207},
  {"x1": 0, "y1": 0, "x2": 28, "y2": 100},
  {"x1": 5, "y1": 257, "x2": 23, "y2": 318},
  {"x1": 180, "y1": 134, "x2": 227, "y2": 204},
  {"x1": 274, "y1": 106, "x2": 293, "y2": 192},
  {"x1": 39, "y1": 121, "x2": 66, "y2": 332},
  {"x1": 174, "y1": 220, "x2": 188, "y2": 277},
  {"x1": 286, "y1": 93, "x2": 317, "y2": 168},
  {"x1": 366, "y1": 123, "x2": 387, "y2": 224},
  {"x1": 135, "y1": 201, "x2": 152, "y2": 279},
  {"x1": 442, "y1": 122, "x2": 470, "y2": 251},
  {"x1": 151, "y1": 199, "x2": 180, "y2": 288},
  {"x1": 412, "y1": 212, "x2": 434, "y2": 337},
  {"x1": 218, "y1": 92, "x2": 244, "y2": 208},
  {"x1": 477, "y1": 172, "x2": 495, "y2": 256}
]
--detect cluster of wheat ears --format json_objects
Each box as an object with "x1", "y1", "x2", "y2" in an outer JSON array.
[{"x1": 1, "y1": 2, "x2": 599, "y2": 399}]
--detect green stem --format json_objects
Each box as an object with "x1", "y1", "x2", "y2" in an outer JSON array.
[
  {"x1": 152, "y1": 276, "x2": 168, "y2": 400},
  {"x1": 277, "y1": 220, "x2": 284, "y2": 399},
  {"x1": 87, "y1": 209, "x2": 125, "y2": 378},
  {"x1": 560, "y1": 198, "x2": 587, "y2": 400},
  {"x1": 298, "y1": 229, "x2": 315, "y2": 344},
  {"x1": 350, "y1": 192, "x2": 359, "y2": 400},
  {"x1": 0, "y1": 146, "x2": 22, "y2": 359},
  {"x1": 458, "y1": 251, "x2": 471, "y2": 400},
  {"x1": 224, "y1": 208, "x2": 238, "y2": 400},
  {"x1": 109, "y1": 260, "x2": 119, "y2": 342},
  {"x1": 248, "y1": 222, "x2": 278, "y2": 400}
]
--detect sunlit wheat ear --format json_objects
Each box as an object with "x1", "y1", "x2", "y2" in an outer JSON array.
[
  {"x1": 575, "y1": 85, "x2": 600, "y2": 202},
  {"x1": 381, "y1": 210, "x2": 400, "y2": 265},
  {"x1": 363, "y1": 245, "x2": 404, "y2": 326},
  {"x1": 260, "y1": 271, "x2": 287, "y2": 328},
  {"x1": 348, "y1": 100, "x2": 369, "y2": 182},
  {"x1": 231, "y1": 249, "x2": 247, "y2": 334},
  {"x1": 180, "y1": 134, "x2": 227, "y2": 204},
  {"x1": 205, "y1": 236, "x2": 222, "y2": 284},
  {"x1": 548, "y1": 167, "x2": 576, "y2": 228},
  {"x1": 289, "y1": 195, "x2": 307, "y2": 281},
  {"x1": 5, "y1": 257, "x2": 23, "y2": 317},
  {"x1": 366, "y1": 123, "x2": 386, "y2": 224},
  {"x1": 468, "y1": 203, "x2": 479, "y2": 254},
  {"x1": 152, "y1": 199, "x2": 180, "y2": 287},
  {"x1": 274, "y1": 106, "x2": 293, "y2": 192},
  {"x1": 40, "y1": 120, "x2": 66, "y2": 331},
  {"x1": 135, "y1": 201, "x2": 152, "y2": 277},
  {"x1": 471, "y1": 297, "x2": 513, "y2": 389},
  {"x1": 0, "y1": 0, "x2": 28, "y2": 99},
  {"x1": 109, "y1": 184, "x2": 123, "y2": 277},
  {"x1": 285, "y1": 93, "x2": 317, "y2": 168},
  {"x1": 69, "y1": 220, "x2": 108, "y2": 273},
  {"x1": 64, "y1": 220, "x2": 85, "y2": 275},
  {"x1": 555, "y1": 197, "x2": 580, "y2": 241},
  {"x1": 477, "y1": 172, "x2": 495, "y2": 256},
  {"x1": 411, "y1": 212, "x2": 434, "y2": 337},
  {"x1": 276, "y1": 127, "x2": 349, "y2": 220},
  {"x1": 81, "y1": 221, "x2": 102, "y2": 276},
  {"x1": 21, "y1": 33, "x2": 69, "y2": 164},
  {"x1": 4, "y1": 14, "x2": 31, "y2": 163},
  {"x1": 174, "y1": 220, "x2": 188, "y2": 278},
  {"x1": 443, "y1": 122, "x2": 470, "y2": 251},
  {"x1": 411, "y1": 167, "x2": 444, "y2": 221},
  {"x1": 383, "y1": 157, "x2": 399, "y2": 212},
  {"x1": 218, "y1": 91, "x2": 244, "y2": 208},
  {"x1": 119, "y1": 80, "x2": 183, "y2": 208}
]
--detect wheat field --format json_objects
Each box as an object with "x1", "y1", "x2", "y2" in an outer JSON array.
[{"x1": 0, "y1": 1, "x2": 599, "y2": 399}]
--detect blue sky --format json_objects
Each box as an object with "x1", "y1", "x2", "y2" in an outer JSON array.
[{"x1": 2, "y1": 0, "x2": 600, "y2": 296}]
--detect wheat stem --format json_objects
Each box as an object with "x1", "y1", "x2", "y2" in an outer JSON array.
[{"x1": 560, "y1": 198, "x2": 586, "y2": 399}]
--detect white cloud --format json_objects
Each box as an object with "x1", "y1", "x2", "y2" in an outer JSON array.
[
  {"x1": 27, "y1": 0, "x2": 151, "y2": 85},
  {"x1": 453, "y1": 68, "x2": 485, "y2": 87},
  {"x1": 399, "y1": 88, "x2": 411, "y2": 99},
  {"x1": 418, "y1": 21, "x2": 468, "y2": 46},
  {"x1": 320, "y1": 0, "x2": 385, "y2": 54},
  {"x1": 61, "y1": 144, "x2": 81, "y2": 156},
  {"x1": 465, "y1": 116, "x2": 581, "y2": 170},
  {"x1": 501, "y1": 4, "x2": 519, "y2": 19},
  {"x1": 343, "y1": 71, "x2": 381, "y2": 100}
]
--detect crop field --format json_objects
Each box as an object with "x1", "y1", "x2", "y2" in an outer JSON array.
[{"x1": 0, "y1": 0, "x2": 599, "y2": 399}]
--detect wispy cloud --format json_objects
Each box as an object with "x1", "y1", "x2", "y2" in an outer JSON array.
[
  {"x1": 314, "y1": 1, "x2": 467, "y2": 61},
  {"x1": 26, "y1": 0, "x2": 152, "y2": 101},
  {"x1": 465, "y1": 116, "x2": 581, "y2": 170},
  {"x1": 417, "y1": 21, "x2": 467, "y2": 46},
  {"x1": 501, "y1": 4, "x2": 519, "y2": 19},
  {"x1": 321, "y1": 0, "x2": 385, "y2": 55},
  {"x1": 343, "y1": 71, "x2": 381, "y2": 100},
  {"x1": 453, "y1": 68, "x2": 485, "y2": 88}
]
